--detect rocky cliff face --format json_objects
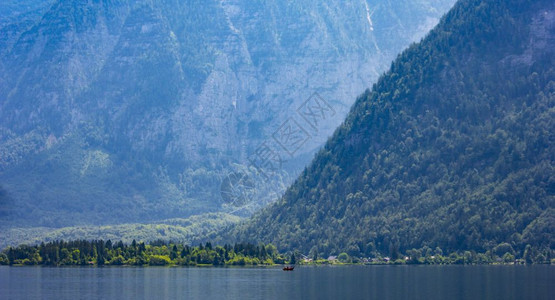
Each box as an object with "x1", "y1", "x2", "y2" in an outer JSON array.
[{"x1": 0, "y1": 0, "x2": 455, "y2": 228}]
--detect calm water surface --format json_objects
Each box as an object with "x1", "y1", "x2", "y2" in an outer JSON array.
[{"x1": 0, "y1": 265, "x2": 553, "y2": 299}]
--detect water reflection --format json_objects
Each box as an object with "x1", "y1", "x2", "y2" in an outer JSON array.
[{"x1": 1, "y1": 265, "x2": 553, "y2": 299}]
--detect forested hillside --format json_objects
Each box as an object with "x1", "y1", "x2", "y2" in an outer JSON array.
[
  {"x1": 225, "y1": 0, "x2": 555, "y2": 262},
  {"x1": 0, "y1": 213, "x2": 240, "y2": 251}
]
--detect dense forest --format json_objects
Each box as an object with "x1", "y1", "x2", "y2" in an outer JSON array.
[
  {"x1": 0, "y1": 240, "x2": 287, "y2": 266},
  {"x1": 2, "y1": 239, "x2": 551, "y2": 266},
  {"x1": 0, "y1": 212, "x2": 241, "y2": 251},
  {"x1": 222, "y1": 0, "x2": 554, "y2": 260}
]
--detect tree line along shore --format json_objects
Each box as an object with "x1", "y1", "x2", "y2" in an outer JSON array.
[{"x1": 1, "y1": 240, "x2": 552, "y2": 266}]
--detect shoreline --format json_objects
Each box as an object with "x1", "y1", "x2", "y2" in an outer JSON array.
[{"x1": 3, "y1": 261, "x2": 552, "y2": 268}]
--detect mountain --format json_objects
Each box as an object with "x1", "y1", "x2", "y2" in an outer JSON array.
[
  {"x1": 0, "y1": 0, "x2": 456, "y2": 234},
  {"x1": 0, "y1": 0, "x2": 53, "y2": 27},
  {"x1": 225, "y1": 0, "x2": 555, "y2": 260}
]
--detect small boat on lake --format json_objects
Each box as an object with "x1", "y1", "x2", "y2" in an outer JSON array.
[{"x1": 283, "y1": 266, "x2": 294, "y2": 271}]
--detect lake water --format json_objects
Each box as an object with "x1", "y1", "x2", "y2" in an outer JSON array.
[{"x1": 0, "y1": 265, "x2": 553, "y2": 299}]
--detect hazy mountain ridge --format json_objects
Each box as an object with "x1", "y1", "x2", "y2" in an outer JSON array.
[{"x1": 0, "y1": 0, "x2": 456, "y2": 233}]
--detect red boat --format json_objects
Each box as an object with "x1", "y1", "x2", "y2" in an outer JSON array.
[{"x1": 283, "y1": 266, "x2": 295, "y2": 271}]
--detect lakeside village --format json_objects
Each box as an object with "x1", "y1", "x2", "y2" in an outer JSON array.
[{"x1": 1, "y1": 240, "x2": 553, "y2": 267}]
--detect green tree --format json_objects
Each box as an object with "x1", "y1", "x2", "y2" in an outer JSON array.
[
  {"x1": 503, "y1": 252, "x2": 515, "y2": 263},
  {"x1": 523, "y1": 245, "x2": 533, "y2": 264},
  {"x1": 149, "y1": 255, "x2": 171, "y2": 266},
  {"x1": 110, "y1": 255, "x2": 124, "y2": 265},
  {"x1": 338, "y1": 252, "x2": 350, "y2": 263},
  {"x1": 0, "y1": 253, "x2": 9, "y2": 265}
]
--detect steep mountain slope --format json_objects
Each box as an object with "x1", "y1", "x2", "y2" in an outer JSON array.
[
  {"x1": 0, "y1": 0, "x2": 52, "y2": 27},
  {"x1": 227, "y1": 0, "x2": 555, "y2": 259},
  {"x1": 0, "y1": 0, "x2": 456, "y2": 231}
]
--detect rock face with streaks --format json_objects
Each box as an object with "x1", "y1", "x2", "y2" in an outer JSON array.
[{"x1": 0, "y1": 0, "x2": 455, "y2": 228}]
